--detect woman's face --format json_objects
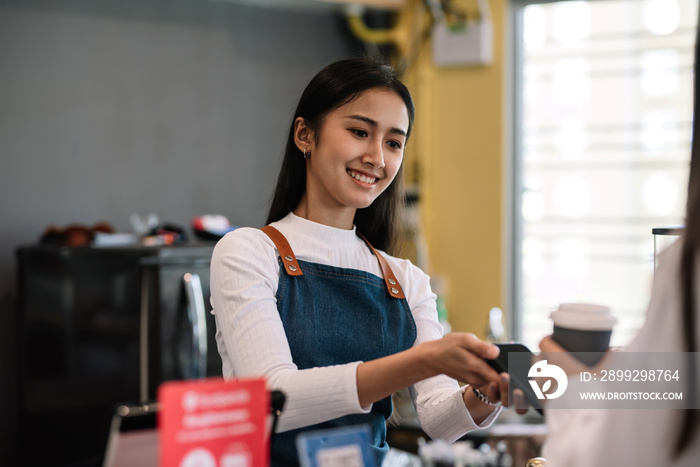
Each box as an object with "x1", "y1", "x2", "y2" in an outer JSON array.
[{"x1": 298, "y1": 88, "x2": 409, "y2": 222}]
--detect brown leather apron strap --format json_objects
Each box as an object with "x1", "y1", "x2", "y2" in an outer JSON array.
[
  {"x1": 260, "y1": 225, "x2": 405, "y2": 298},
  {"x1": 261, "y1": 225, "x2": 303, "y2": 276},
  {"x1": 357, "y1": 233, "x2": 406, "y2": 300}
]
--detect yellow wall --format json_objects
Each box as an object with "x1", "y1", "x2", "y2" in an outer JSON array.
[{"x1": 404, "y1": 0, "x2": 507, "y2": 337}]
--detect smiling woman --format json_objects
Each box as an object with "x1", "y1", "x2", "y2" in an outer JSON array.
[
  {"x1": 209, "y1": 57, "x2": 522, "y2": 466},
  {"x1": 266, "y1": 57, "x2": 416, "y2": 255},
  {"x1": 292, "y1": 88, "x2": 408, "y2": 229}
]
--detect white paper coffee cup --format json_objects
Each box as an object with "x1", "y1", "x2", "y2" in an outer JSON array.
[
  {"x1": 550, "y1": 303, "x2": 617, "y2": 331},
  {"x1": 550, "y1": 303, "x2": 617, "y2": 365}
]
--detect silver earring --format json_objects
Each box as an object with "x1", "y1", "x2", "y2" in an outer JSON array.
[{"x1": 303, "y1": 148, "x2": 309, "y2": 160}]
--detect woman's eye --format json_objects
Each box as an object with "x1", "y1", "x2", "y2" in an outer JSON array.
[
  {"x1": 388, "y1": 140, "x2": 402, "y2": 150},
  {"x1": 351, "y1": 129, "x2": 368, "y2": 137}
]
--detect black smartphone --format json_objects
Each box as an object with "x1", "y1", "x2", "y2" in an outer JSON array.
[{"x1": 486, "y1": 343, "x2": 544, "y2": 415}]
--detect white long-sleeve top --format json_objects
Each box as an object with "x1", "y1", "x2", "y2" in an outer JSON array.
[
  {"x1": 210, "y1": 212, "x2": 499, "y2": 438},
  {"x1": 543, "y1": 240, "x2": 700, "y2": 466}
]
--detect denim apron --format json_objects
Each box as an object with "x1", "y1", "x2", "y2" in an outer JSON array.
[{"x1": 260, "y1": 226, "x2": 417, "y2": 467}]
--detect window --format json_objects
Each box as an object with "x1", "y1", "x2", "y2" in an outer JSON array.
[{"x1": 511, "y1": 0, "x2": 697, "y2": 349}]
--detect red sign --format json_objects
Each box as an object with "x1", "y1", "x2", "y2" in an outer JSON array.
[{"x1": 158, "y1": 377, "x2": 269, "y2": 467}]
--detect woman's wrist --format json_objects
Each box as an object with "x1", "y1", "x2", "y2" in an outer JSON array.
[
  {"x1": 472, "y1": 387, "x2": 500, "y2": 407},
  {"x1": 463, "y1": 385, "x2": 500, "y2": 425},
  {"x1": 413, "y1": 340, "x2": 442, "y2": 379}
]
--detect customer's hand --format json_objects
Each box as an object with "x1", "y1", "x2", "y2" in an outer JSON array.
[
  {"x1": 539, "y1": 335, "x2": 612, "y2": 376},
  {"x1": 538, "y1": 335, "x2": 584, "y2": 376},
  {"x1": 539, "y1": 335, "x2": 567, "y2": 353},
  {"x1": 539, "y1": 335, "x2": 599, "y2": 376}
]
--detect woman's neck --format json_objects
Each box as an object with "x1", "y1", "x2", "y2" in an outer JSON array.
[{"x1": 293, "y1": 196, "x2": 356, "y2": 230}]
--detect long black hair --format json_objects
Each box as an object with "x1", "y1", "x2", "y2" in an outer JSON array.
[
  {"x1": 266, "y1": 57, "x2": 415, "y2": 255},
  {"x1": 675, "y1": 14, "x2": 700, "y2": 457}
]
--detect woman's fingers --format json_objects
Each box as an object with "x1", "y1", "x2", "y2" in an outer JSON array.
[
  {"x1": 513, "y1": 388, "x2": 529, "y2": 414},
  {"x1": 452, "y1": 333, "x2": 500, "y2": 380},
  {"x1": 465, "y1": 351, "x2": 500, "y2": 382},
  {"x1": 458, "y1": 353, "x2": 496, "y2": 387},
  {"x1": 498, "y1": 373, "x2": 510, "y2": 406},
  {"x1": 432, "y1": 333, "x2": 501, "y2": 386},
  {"x1": 459, "y1": 333, "x2": 500, "y2": 360}
]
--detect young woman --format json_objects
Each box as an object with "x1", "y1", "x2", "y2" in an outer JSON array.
[
  {"x1": 211, "y1": 57, "x2": 514, "y2": 466},
  {"x1": 539, "y1": 22, "x2": 700, "y2": 467}
]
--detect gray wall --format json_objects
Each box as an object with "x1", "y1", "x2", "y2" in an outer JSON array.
[{"x1": 0, "y1": 0, "x2": 361, "y2": 462}]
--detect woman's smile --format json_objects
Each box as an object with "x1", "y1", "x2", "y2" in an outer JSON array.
[{"x1": 347, "y1": 168, "x2": 379, "y2": 186}]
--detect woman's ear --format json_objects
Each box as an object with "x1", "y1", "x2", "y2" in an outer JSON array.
[{"x1": 293, "y1": 117, "x2": 314, "y2": 153}]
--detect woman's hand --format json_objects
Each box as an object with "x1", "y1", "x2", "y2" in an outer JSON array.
[
  {"x1": 357, "y1": 332, "x2": 501, "y2": 407},
  {"x1": 420, "y1": 333, "x2": 530, "y2": 422},
  {"x1": 421, "y1": 332, "x2": 501, "y2": 387},
  {"x1": 357, "y1": 332, "x2": 529, "y2": 413}
]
